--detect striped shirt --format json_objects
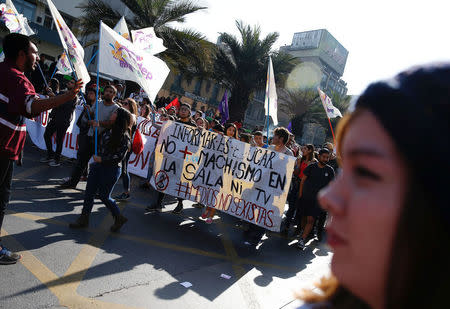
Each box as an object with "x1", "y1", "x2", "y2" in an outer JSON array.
[{"x1": 0, "y1": 59, "x2": 38, "y2": 160}]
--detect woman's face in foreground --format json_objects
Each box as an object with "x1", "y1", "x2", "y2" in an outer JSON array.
[{"x1": 318, "y1": 110, "x2": 408, "y2": 308}]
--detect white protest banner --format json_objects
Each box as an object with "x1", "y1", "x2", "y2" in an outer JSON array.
[
  {"x1": 127, "y1": 116, "x2": 162, "y2": 178},
  {"x1": 25, "y1": 107, "x2": 162, "y2": 178},
  {"x1": 99, "y1": 21, "x2": 170, "y2": 103},
  {"x1": 131, "y1": 27, "x2": 166, "y2": 55},
  {"x1": 47, "y1": 0, "x2": 90, "y2": 88},
  {"x1": 150, "y1": 121, "x2": 296, "y2": 231},
  {"x1": 113, "y1": 16, "x2": 130, "y2": 40},
  {"x1": 25, "y1": 106, "x2": 82, "y2": 159},
  {"x1": 56, "y1": 52, "x2": 73, "y2": 75},
  {"x1": 0, "y1": 0, "x2": 35, "y2": 36}
]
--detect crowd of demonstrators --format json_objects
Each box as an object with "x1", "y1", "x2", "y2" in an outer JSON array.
[
  {"x1": 0, "y1": 33, "x2": 83, "y2": 264},
  {"x1": 0, "y1": 32, "x2": 339, "y2": 265}
]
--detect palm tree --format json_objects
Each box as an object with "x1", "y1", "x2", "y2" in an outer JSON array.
[
  {"x1": 213, "y1": 20, "x2": 298, "y2": 122},
  {"x1": 278, "y1": 88, "x2": 320, "y2": 138},
  {"x1": 78, "y1": 0, "x2": 215, "y2": 79}
]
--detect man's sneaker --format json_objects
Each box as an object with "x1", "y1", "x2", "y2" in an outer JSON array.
[
  {"x1": 59, "y1": 181, "x2": 77, "y2": 189},
  {"x1": 48, "y1": 160, "x2": 61, "y2": 167},
  {"x1": 172, "y1": 203, "x2": 183, "y2": 214},
  {"x1": 113, "y1": 192, "x2": 130, "y2": 201},
  {"x1": 69, "y1": 214, "x2": 89, "y2": 229},
  {"x1": 110, "y1": 215, "x2": 128, "y2": 232},
  {"x1": 297, "y1": 238, "x2": 306, "y2": 250},
  {"x1": 40, "y1": 156, "x2": 53, "y2": 163},
  {"x1": 205, "y1": 218, "x2": 213, "y2": 224},
  {"x1": 0, "y1": 247, "x2": 22, "y2": 265}
]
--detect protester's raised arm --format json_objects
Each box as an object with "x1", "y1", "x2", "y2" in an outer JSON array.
[{"x1": 30, "y1": 80, "x2": 82, "y2": 116}]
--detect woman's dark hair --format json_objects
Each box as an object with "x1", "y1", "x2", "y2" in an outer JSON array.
[
  {"x1": 3, "y1": 33, "x2": 31, "y2": 60},
  {"x1": 103, "y1": 85, "x2": 117, "y2": 94},
  {"x1": 124, "y1": 98, "x2": 138, "y2": 117},
  {"x1": 224, "y1": 123, "x2": 238, "y2": 138},
  {"x1": 213, "y1": 123, "x2": 224, "y2": 133},
  {"x1": 303, "y1": 64, "x2": 450, "y2": 308},
  {"x1": 108, "y1": 108, "x2": 131, "y2": 151},
  {"x1": 140, "y1": 104, "x2": 150, "y2": 118},
  {"x1": 48, "y1": 78, "x2": 59, "y2": 94},
  {"x1": 273, "y1": 127, "x2": 290, "y2": 144},
  {"x1": 301, "y1": 144, "x2": 315, "y2": 162}
]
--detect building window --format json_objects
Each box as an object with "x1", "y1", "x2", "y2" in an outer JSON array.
[{"x1": 13, "y1": 0, "x2": 36, "y2": 22}]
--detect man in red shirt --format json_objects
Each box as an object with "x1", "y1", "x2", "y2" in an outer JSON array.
[{"x1": 0, "y1": 33, "x2": 82, "y2": 264}]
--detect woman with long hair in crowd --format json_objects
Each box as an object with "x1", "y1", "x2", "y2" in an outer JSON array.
[
  {"x1": 114, "y1": 98, "x2": 139, "y2": 201},
  {"x1": 299, "y1": 64, "x2": 450, "y2": 309},
  {"x1": 69, "y1": 107, "x2": 133, "y2": 232},
  {"x1": 282, "y1": 144, "x2": 317, "y2": 236},
  {"x1": 140, "y1": 104, "x2": 150, "y2": 119}
]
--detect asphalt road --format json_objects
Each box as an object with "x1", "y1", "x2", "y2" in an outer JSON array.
[{"x1": 0, "y1": 141, "x2": 332, "y2": 309}]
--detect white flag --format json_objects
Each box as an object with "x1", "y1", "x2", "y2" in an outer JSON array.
[
  {"x1": 113, "y1": 16, "x2": 130, "y2": 41},
  {"x1": 131, "y1": 27, "x2": 167, "y2": 55},
  {"x1": 56, "y1": 52, "x2": 73, "y2": 75},
  {"x1": 46, "y1": 0, "x2": 90, "y2": 88},
  {"x1": 0, "y1": 0, "x2": 34, "y2": 36},
  {"x1": 99, "y1": 21, "x2": 170, "y2": 103},
  {"x1": 318, "y1": 88, "x2": 342, "y2": 118},
  {"x1": 264, "y1": 57, "x2": 278, "y2": 126}
]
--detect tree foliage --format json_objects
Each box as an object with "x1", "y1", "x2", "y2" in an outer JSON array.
[
  {"x1": 78, "y1": 0, "x2": 215, "y2": 79},
  {"x1": 213, "y1": 20, "x2": 298, "y2": 122}
]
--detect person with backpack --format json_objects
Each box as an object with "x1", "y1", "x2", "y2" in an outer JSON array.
[{"x1": 69, "y1": 108, "x2": 132, "y2": 232}]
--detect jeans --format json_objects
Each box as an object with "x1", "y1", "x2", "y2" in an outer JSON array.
[
  {"x1": 121, "y1": 152, "x2": 132, "y2": 192},
  {"x1": 69, "y1": 134, "x2": 94, "y2": 186},
  {"x1": 44, "y1": 120, "x2": 69, "y2": 161},
  {"x1": 0, "y1": 159, "x2": 14, "y2": 242},
  {"x1": 81, "y1": 163, "x2": 121, "y2": 217}
]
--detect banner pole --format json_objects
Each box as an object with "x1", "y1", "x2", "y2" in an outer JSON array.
[
  {"x1": 37, "y1": 63, "x2": 48, "y2": 88},
  {"x1": 95, "y1": 21, "x2": 102, "y2": 156},
  {"x1": 50, "y1": 64, "x2": 58, "y2": 80},
  {"x1": 327, "y1": 116, "x2": 336, "y2": 145},
  {"x1": 63, "y1": 48, "x2": 91, "y2": 120},
  {"x1": 86, "y1": 50, "x2": 98, "y2": 68},
  {"x1": 266, "y1": 59, "x2": 270, "y2": 145}
]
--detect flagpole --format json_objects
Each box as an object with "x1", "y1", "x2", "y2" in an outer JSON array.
[
  {"x1": 266, "y1": 59, "x2": 270, "y2": 146},
  {"x1": 327, "y1": 116, "x2": 336, "y2": 145},
  {"x1": 86, "y1": 50, "x2": 98, "y2": 68},
  {"x1": 50, "y1": 65, "x2": 58, "y2": 80},
  {"x1": 63, "y1": 48, "x2": 91, "y2": 120},
  {"x1": 95, "y1": 21, "x2": 102, "y2": 156}
]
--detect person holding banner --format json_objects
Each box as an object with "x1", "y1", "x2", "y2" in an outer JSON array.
[
  {"x1": 114, "y1": 98, "x2": 138, "y2": 201},
  {"x1": 0, "y1": 33, "x2": 82, "y2": 264},
  {"x1": 60, "y1": 85, "x2": 118, "y2": 189},
  {"x1": 69, "y1": 107, "x2": 132, "y2": 232},
  {"x1": 41, "y1": 77, "x2": 79, "y2": 167},
  {"x1": 244, "y1": 127, "x2": 293, "y2": 247},
  {"x1": 171, "y1": 103, "x2": 197, "y2": 214}
]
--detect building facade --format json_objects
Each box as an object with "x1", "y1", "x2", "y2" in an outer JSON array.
[{"x1": 280, "y1": 29, "x2": 349, "y2": 96}]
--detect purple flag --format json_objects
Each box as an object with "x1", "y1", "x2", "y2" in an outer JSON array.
[
  {"x1": 287, "y1": 121, "x2": 292, "y2": 133},
  {"x1": 218, "y1": 90, "x2": 229, "y2": 124}
]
